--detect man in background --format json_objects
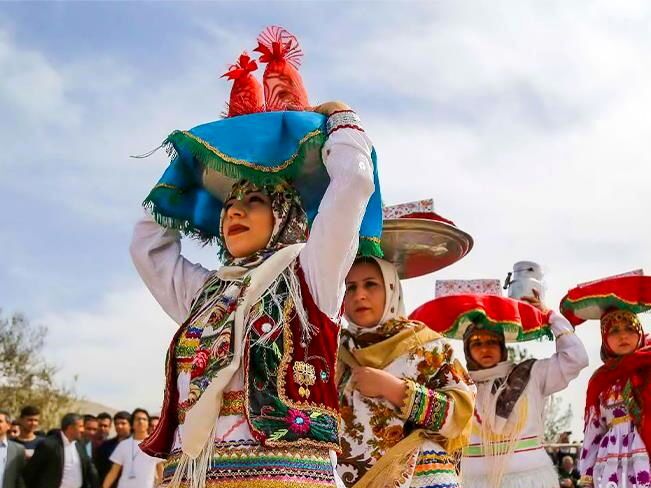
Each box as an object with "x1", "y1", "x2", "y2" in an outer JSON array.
[
  {"x1": 558, "y1": 455, "x2": 581, "y2": 488},
  {"x1": 94, "y1": 412, "x2": 130, "y2": 488},
  {"x1": 23, "y1": 413, "x2": 98, "y2": 488},
  {"x1": 95, "y1": 414, "x2": 112, "y2": 445},
  {"x1": 9, "y1": 421, "x2": 21, "y2": 440},
  {"x1": 146, "y1": 416, "x2": 159, "y2": 436},
  {"x1": 0, "y1": 409, "x2": 26, "y2": 488},
  {"x1": 101, "y1": 409, "x2": 162, "y2": 488},
  {"x1": 81, "y1": 416, "x2": 98, "y2": 458},
  {"x1": 13, "y1": 406, "x2": 44, "y2": 458}
]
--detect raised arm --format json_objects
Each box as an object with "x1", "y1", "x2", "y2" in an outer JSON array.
[
  {"x1": 299, "y1": 107, "x2": 375, "y2": 318},
  {"x1": 130, "y1": 214, "x2": 212, "y2": 324},
  {"x1": 531, "y1": 311, "x2": 589, "y2": 397}
]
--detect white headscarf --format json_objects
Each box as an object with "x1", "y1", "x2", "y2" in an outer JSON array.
[{"x1": 345, "y1": 257, "x2": 406, "y2": 335}]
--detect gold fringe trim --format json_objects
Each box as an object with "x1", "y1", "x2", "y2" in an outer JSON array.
[{"x1": 176, "y1": 129, "x2": 322, "y2": 173}]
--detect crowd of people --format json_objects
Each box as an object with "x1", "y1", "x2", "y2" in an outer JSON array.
[
  {"x1": 0, "y1": 405, "x2": 162, "y2": 488},
  {"x1": 0, "y1": 405, "x2": 592, "y2": 488}
]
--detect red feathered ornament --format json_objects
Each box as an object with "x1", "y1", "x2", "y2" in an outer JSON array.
[
  {"x1": 254, "y1": 26, "x2": 309, "y2": 112},
  {"x1": 221, "y1": 52, "x2": 263, "y2": 117}
]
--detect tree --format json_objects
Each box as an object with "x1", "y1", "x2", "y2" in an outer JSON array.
[
  {"x1": 0, "y1": 309, "x2": 76, "y2": 429},
  {"x1": 544, "y1": 395, "x2": 573, "y2": 442},
  {"x1": 505, "y1": 345, "x2": 573, "y2": 442}
]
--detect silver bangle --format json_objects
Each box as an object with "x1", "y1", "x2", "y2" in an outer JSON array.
[{"x1": 326, "y1": 110, "x2": 363, "y2": 135}]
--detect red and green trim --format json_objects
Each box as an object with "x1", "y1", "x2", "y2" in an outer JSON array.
[
  {"x1": 560, "y1": 276, "x2": 651, "y2": 324},
  {"x1": 409, "y1": 294, "x2": 553, "y2": 343}
]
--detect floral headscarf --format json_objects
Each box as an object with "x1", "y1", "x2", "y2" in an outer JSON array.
[
  {"x1": 344, "y1": 257, "x2": 410, "y2": 347},
  {"x1": 217, "y1": 179, "x2": 308, "y2": 266},
  {"x1": 599, "y1": 309, "x2": 645, "y2": 361}
]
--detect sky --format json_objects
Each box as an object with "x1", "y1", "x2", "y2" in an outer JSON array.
[{"x1": 1, "y1": 1, "x2": 650, "y2": 440}]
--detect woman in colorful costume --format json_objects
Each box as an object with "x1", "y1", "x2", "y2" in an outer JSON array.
[
  {"x1": 411, "y1": 291, "x2": 589, "y2": 488},
  {"x1": 561, "y1": 275, "x2": 651, "y2": 488},
  {"x1": 336, "y1": 210, "x2": 476, "y2": 488},
  {"x1": 130, "y1": 26, "x2": 384, "y2": 488}
]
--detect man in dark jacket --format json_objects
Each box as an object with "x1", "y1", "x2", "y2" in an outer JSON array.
[
  {"x1": 23, "y1": 413, "x2": 98, "y2": 488},
  {"x1": 1, "y1": 409, "x2": 26, "y2": 488}
]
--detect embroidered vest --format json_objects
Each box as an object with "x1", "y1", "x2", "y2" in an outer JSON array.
[
  {"x1": 141, "y1": 261, "x2": 340, "y2": 458},
  {"x1": 245, "y1": 263, "x2": 340, "y2": 451}
]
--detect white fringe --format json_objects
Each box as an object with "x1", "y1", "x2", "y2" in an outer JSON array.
[{"x1": 169, "y1": 422, "x2": 219, "y2": 488}]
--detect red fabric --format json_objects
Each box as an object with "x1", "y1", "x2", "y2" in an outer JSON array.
[
  {"x1": 280, "y1": 264, "x2": 340, "y2": 410},
  {"x1": 560, "y1": 276, "x2": 651, "y2": 324},
  {"x1": 401, "y1": 211, "x2": 456, "y2": 226},
  {"x1": 409, "y1": 294, "x2": 551, "y2": 335},
  {"x1": 221, "y1": 53, "x2": 264, "y2": 117},
  {"x1": 585, "y1": 346, "x2": 651, "y2": 454},
  {"x1": 139, "y1": 325, "x2": 183, "y2": 458},
  {"x1": 254, "y1": 26, "x2": 309, "y2": 111}
]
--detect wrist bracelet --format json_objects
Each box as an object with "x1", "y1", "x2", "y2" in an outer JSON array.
[
  {"x1": 326, "y1": 110, "x2": 363, "y2": 135},
  {"x1": 555, "y1": 329, "x2": 574, "y2": 340},
  {"x1": 399, "y1": 379, "x2": 416, "y2": 420}
]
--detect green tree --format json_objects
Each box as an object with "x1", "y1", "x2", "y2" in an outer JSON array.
[
  {"x1": 0, "y1": 309, "x2": 76, "y2": 429},
  {"x1": 544, "y1": 395, "x2": 573, "y2": 442}
]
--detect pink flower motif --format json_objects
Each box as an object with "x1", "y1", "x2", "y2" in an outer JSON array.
[
  {"x1": 285, "y1": 409, "x2": 311, "y2": 434},
  {"x1": 191, "y1": 349, "x2": 210, "y2": 379}
]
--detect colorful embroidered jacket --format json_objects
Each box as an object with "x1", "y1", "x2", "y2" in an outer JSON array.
[{"x1": 144, "y1": 262, "x2": 341, "y2": 457}]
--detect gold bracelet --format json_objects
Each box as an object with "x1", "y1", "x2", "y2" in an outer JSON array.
[
  {"x1": 399, "y1": 379, "x2": 417, "y2": 420},
  {"x1": 555, "y1": 329, "x2": 574, "y2": 340}
]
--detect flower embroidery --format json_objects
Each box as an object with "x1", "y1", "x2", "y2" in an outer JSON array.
[
  {"x1": 414, "y1": 344, "x2": 451, "y2": 384},
  {"x1": 191, "y1": 349, "x2": 210, "y2": 379},
  {"x1": 285, "y1": 409, "x2": 311, "y2": 434},
  {"x1": 382, "y1": 425, "x2": 404, "y2": 447}
]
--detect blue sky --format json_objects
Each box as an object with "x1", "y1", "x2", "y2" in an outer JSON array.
[{"x1": 2, "y1": 1, "x2": 650, "y2": 438}]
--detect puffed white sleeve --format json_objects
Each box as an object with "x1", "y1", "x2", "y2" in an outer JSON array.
[
  {"x1": 531, "y1": 311, "x2": 589, "y2": 397},
  {"x1": 130, "y1": 214, "x2": 212, "y2": 325},
  {"x1": 299, "y1": 116, "x2": 375, "y2": 319}
]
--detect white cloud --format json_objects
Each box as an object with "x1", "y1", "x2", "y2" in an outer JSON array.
[
  {"x1": 0, "y1": 30, "x2": 82, "y2": 131},
  {"x1": 40, "y1": 283, "x2": 175, "y2": 413}
]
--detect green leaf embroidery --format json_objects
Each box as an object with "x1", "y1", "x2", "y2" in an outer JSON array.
[{"x1": 268, "y1": 428, "x2": 288, "y2": 441}]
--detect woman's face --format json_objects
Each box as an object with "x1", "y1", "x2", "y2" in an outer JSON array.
[
  {"x1": 222, "y1": 191, "x2": 274, "y2": 258},
  {"x1": 606, "y1": 321, "x2": 640, "y2": 356},
  {"x1": 468, "y1": 330, "x2": 503, "y2": 369},
  {"x1": 344, "y1": 261, "x2": 386, "y2": 328}
]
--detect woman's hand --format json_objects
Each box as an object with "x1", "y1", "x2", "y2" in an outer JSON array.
[
  {"x1": 520, "y1": 289, "x2": 549, "y2": 313},
  {"x1": 351, "y1": 366, "x2": 407, "y2": 407},
  {"x1": 311, "y1": 101, "x2": 351, "y2": 116}
]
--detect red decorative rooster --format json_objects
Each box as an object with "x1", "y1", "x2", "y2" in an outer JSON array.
[{"x1": 221, "y1": 52, "x2": 263, "y2": 117}]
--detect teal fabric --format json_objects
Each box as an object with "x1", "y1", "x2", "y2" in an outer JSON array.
[{"x1": 144, "y1": 110, "x2": 383, "y2": 255}]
